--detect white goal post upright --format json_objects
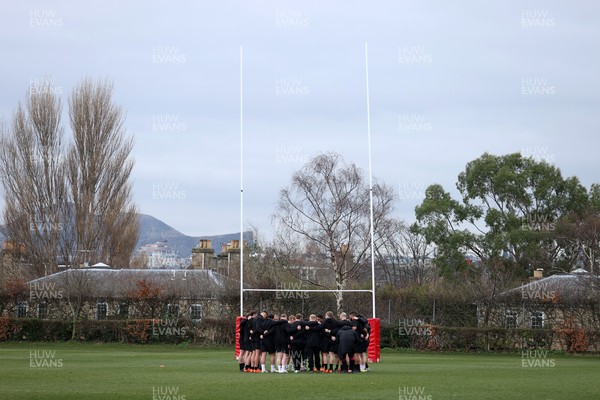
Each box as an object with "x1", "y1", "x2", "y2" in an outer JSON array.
[
  {"x1": 238, "y1": 45, "x2": 378, "y2": 319},
  {"x1": 365, "y1": 42, "x2": 377, "y2": 319},
  {"x1": 239, "y1": 46, "x2": 245, "y2": 317}
]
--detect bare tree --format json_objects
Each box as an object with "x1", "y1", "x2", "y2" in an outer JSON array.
[
  {"x1": 459, "y1": 258, "x2": 521, "y2": 327},
  {"x1": 376, "y1": 221, "x2": 436, "y2": 287},
  {"x1": 273, "y1": 152, "x2": 395, "y2": 312},
  {"x1": 0, "y1": 78, "x2": 139, "y2": 277},
  {"x1": 66, "y1": 78, "x2": 139, "y2": 267},
  {"x1": 59, "y1": 269, "x2": 94, "y2": 340},
  {"x1": 0, "y1": 81, "x2": 68, "y2": 277},
  {"x1": 555, "y1": 208, "x2": 600, "y2": 274}
]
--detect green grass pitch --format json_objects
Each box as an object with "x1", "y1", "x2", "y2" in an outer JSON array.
[{"x1": 1, "y1": 342, "x2": 599, "y2": 400}]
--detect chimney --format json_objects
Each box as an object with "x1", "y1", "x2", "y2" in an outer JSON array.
[{"x1": 191, "y1": 239, "x2": 214, "y2": 269}]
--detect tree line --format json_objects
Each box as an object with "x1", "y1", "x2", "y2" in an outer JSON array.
[{"x1": 1, "y1": 79, "x2": 599, "y2": 320}]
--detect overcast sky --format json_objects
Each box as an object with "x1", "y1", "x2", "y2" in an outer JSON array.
[{"x1": 1, "y1": 1, "x2": 599, "y2": 240}]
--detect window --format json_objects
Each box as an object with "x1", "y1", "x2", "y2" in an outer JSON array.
[
  {"x1": 37, "y1": 302, "x2": 49, "y2": 319},
  {"x1": 16, "y1": 301, "x2": 28, "y2": 318},
  {"x1": 505, "y1": 310, "x2": 518, "y2": 329},
  {"x1": 167, "y1": 303, "x2": 180, "y2": 318},
  {"x1": 118, "y1": 302, "x2": 129, "y2": 319},
  {"x1": 530, "y1": 311, "x2": 544, "y2": 329},
  {"x1": 96, "y1": 302, "x2": 108, "y2": 320},
  {"x1": 190, "y1": 304, "x2": 202, "y2": 320}
]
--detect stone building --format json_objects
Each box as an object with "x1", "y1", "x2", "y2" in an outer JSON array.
[
  {"x1": 8, "y1": 263, "x2": 228, "y2": 321},
  {"x1": 190, "y1": 239, "x2": 245, "y2": 276},
  {"x1": 482, "y1": 268, "x2": 600, "y2": 331}
]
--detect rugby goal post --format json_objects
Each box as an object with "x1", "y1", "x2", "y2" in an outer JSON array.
[{"x1": 236, "y1": 45, "x2": 380, "y2": 363}]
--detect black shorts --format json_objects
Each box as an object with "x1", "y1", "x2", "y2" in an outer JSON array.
[
  {"x1": 358, "y1": 341, "x2": 369, "y2": 353},
  {"x1": 276, "y1": 342, "x2": 290, "y2": 354},
  {"x1": 250, "y1": 339, "x2": 260, "y2": 351},
  {"x1": 240, "y1": 341, "x2": 250, "y2": 351},
  {"x1": 261, "y1": 341, "x2": 276, "y2": 354},
  {"x1": 330, "y1": 341, "x2": 338, "y2": 353},
  {"x1": 320, "y1": 341, "x2": 330, "y2": 353}
]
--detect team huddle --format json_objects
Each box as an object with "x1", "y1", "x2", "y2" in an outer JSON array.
[{"x1": 238, "y1": 310, "x2": 371, "y2": 373}]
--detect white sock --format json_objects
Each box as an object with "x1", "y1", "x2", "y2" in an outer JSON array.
[
  {"x1": 271, "y1": 365, "x2": 276, "y2": 372},
  {"x1": 261, "y1": 364, "x2": 266, "y2": 372}
]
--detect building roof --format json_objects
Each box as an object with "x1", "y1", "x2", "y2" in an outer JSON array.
[
  {"x1": 90, "y1": 262, "x2": 111, "y2": 269},
  {"x1": 500, "y1": 268, "x2": 600, "y2": 304},
  {"x1": 28, "y1": 268, "x2": 225, "y2": 300}
]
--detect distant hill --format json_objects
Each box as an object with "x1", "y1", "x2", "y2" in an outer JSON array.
[
  {"x1": 0, "y1": 214, "x2": 253, "y2": 259},
  {"x1": 136, "y1": 213, "x2": 253, "y2": 257}
]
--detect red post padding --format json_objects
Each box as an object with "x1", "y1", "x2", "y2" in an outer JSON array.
[
  {"x1": 235, "y1": 316, "x2": 241, "y2": 359},
  {"x1": 368, "y1": 318, "x2": 380, "y2": 363}
]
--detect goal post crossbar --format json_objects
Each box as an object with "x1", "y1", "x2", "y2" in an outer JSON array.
[{"x1": 242, "y1": 289, "x2": 373, "y2": 293}]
